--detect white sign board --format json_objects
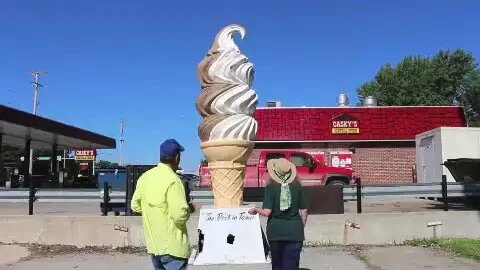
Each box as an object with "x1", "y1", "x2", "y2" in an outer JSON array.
[{"x1": 193, "y1": 207, "x2": 268, "y2": 265}]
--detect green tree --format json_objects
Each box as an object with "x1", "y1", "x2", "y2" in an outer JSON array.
[
  {"x1": 96, "y1": 160, "x2": 120, "y2": 169},
  {"x1": 357, "y1": 49, "x2": 480, "y2": 126},
  {"x1": 66, "y1": 160, "x2": 80, "y2": 179}
]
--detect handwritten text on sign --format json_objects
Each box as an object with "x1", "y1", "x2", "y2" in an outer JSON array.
[
  {"x1": 195, "y1": 207, "x2": 265, "y2": 265},
  {"x1": 202, "y1": 211, "x2": 255, "y2": 222}
]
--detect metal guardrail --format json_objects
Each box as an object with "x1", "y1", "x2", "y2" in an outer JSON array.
[
  {"x1": 1, "y1": 182, "x2": 479, "y2": 203},
  {"x1": 190, "y1": 190, "x2": 215, "y2": 203},
  {"x1": 193, "y1": 183, "x2": 480, "y2": 201},
  {"x1": 0, "y1": 189, "x2": 125, "y2": 203},
  {"x1": 343, "y1": 183, "x2": 480, "y2": 200}
]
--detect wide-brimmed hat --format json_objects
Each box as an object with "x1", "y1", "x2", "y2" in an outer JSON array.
[{"x1": 267, "y1": 158, "x2": 297, "y2": 185}]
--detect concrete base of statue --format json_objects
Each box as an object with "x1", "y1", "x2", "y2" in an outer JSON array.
[{"x1": 191, "y1": 206, "x2": 269, "y2": 265}]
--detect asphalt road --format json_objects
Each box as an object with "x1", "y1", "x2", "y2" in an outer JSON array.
[{"x1": 0, "y1": 197, "x2": 468, "y2": 217}]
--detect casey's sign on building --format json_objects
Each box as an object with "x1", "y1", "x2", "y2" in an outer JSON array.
[
  {"x1": 74, "y1": 150, "x2": 96, "y2": 161},
  {"x1": 331, "y1": 113, "x2": 360, "y2": 134}
]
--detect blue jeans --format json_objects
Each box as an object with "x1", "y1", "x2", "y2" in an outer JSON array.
[
  {"x1": 151, "y1": 254, "x2": 188, "y2": 270},
  {"x1": 269, "y1": 241, "x2": 303, "y2": 270}
]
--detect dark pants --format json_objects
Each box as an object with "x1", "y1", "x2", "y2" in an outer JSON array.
[
  {"x1": 269, "y1": 240, "x2": 303, "y2": 270},
  {"x1": 151, "y1": 254, "x2": 188, "y2": 270}
]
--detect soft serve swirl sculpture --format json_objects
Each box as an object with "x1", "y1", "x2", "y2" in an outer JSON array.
[{"x1": 196, "y1": 24, "x2": 258, "y2": 207}]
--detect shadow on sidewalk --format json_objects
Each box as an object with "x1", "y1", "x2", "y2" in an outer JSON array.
[{"x1": 424, "y1": 198, "x2": 479, "y2": 211}]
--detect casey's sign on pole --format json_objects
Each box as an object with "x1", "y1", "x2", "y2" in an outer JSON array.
[
  {"x1": 331, "y1": 113, "x2": 360, "y2": 134},
  {"x1": 74, "y1": 150, "x2": 96, "y2": 161}
]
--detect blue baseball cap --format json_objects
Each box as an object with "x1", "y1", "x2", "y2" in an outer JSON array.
[{"x1": 160, "y1": 139, "x2": 185, "y2": 159}]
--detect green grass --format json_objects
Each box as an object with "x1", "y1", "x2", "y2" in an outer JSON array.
[
  {"x1": 355, "y1": 253, "x2": 381, "y2": 270},
  {"x1": 405, "y1": 238, "x2": 480, "y2": 261}
]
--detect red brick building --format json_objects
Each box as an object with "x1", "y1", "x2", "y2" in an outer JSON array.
[{"x1": 252, "y1": 106, "x2": 467, "y2": 184}]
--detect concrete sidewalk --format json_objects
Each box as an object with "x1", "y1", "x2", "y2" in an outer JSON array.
[
  {"x1": 0, "y1": 247, "x2": 367, "y2": 270},
  {"x1": 1, "y1": 245, "x2": 479, "y2": 270},
  {"x1": 362, "y1": 246, "x2": 480, "y2": 270},
  {"x1": 0, "y1": 245, "x2": 29, "y2": 266}
]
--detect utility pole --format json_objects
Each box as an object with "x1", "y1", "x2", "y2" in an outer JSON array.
[
  {"x1": 29, "y1": 71, "x2": 47, "y2": 174},
  {"x1": 119, "y1": 119, "x2": 125, "y2": 166},
  {"x1": 31, "y1": 71, "x2": 47, "y2": 114}
]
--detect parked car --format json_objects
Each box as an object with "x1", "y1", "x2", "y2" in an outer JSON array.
[
  {"x1": 179, "y1": 173, "x2": 200, "y2": 189},
  {"x1": 199, "y1": 150, "x2": 353, "y2": 188}
]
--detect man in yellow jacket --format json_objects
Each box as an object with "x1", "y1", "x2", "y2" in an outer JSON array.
[{"x1": 131, "y1": 139, "x2": 190, "y2": 270}]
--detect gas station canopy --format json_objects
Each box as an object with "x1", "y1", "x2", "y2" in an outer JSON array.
[{"x1": 0, "y1": 105, "x2": 116, "y2": 150}]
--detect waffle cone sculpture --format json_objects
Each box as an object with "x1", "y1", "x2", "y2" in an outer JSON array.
[
  {"x1": 196, "y1": 25, "x2": 258, "y2": 207},
  {"x1": 201, "y1": 140, "x2": 254, "y2": 206}
]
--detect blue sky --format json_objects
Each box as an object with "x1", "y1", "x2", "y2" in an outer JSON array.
[{"x1": 1, "y1": 1, "x2": 479, "y2": 171}]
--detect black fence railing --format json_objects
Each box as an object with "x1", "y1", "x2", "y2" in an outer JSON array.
[{"x1": 3, "y1": 174, "x2": 479, "y2": 216}]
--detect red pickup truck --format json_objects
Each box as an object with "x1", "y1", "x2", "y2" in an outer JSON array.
[{"x1": 199, "y1": 150, "x2": 353, "y2": 188}]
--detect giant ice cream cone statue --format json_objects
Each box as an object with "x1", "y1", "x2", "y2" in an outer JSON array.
[{"x1": 196, "y1": 24, "x2": 258, "y2": 207}]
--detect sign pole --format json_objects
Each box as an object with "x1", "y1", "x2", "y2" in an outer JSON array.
[
  {"x1": 0, "y1": 134, "x2": 3, "y2": 185},
  {"x1": 92, "y1": 156, "x2": 96, "y2": 176},
  {"x1": 63, "y1": 149, "x2": 66, "y2": 168}
]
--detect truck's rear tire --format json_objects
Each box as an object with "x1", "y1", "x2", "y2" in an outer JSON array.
[{"x1": 326, "y1": 179, "x2": 348, "y2": 186}]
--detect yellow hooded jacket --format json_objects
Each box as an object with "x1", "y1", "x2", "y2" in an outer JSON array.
[{"x1": 131, "y1": 163, "x2": 190, "y2": 258}]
